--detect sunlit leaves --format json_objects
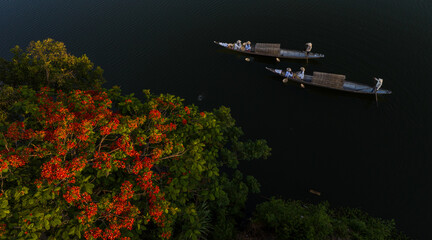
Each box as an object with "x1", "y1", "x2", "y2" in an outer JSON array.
[{"x1": 2, "y1": 38, "x2": 105, "y2": 92}]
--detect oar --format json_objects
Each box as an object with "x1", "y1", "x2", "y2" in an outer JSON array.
[
  {"x1": 375, "y1": 89, "x2": 378, "y2": 106},
  {"x1": 373, "y1": 77, "x2": 382, "y2": 107}
]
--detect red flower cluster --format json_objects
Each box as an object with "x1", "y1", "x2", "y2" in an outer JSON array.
[
  {"x1": 1, "y1": 88, "x2": 188, "y2": 239},
  {"x1": 184, "y1": 106, "x2": 190, "y2": 115},
  {"x1": 149, "y1": 109, "x2": 161, "y2": 120},
  {"x1": 100, "y1": 118, "x2": 120, "y2": 136},
  {"x1": 41, "y1": 156, "x2": 72, "y2": 183},
  {"x1": 149, "y1": 133, "x2": 165, "y2": 144},
  {"x1": 5, "y1": 122, "x2": 35, "y2": 140},
  {"x1": 93, "y1": 152, "x2": 112, "y2": 170},
  {"x1": 0, "y1": 223, "x2": 5, "y2": 237},
  {"x1": 115, "y1": 136, "x2": 138, "y2": 158},
  {"x1": 63, "y1": 186, "x2": 82, "y2": 204},
  {"x1": 155, "y1": 123, "x2": 177, "y2": 132},
  {"x1": 154, "y1": 97, "x2": 177, "y2": 109},
  {"x1": 119, "y1": 181, "x2": 134, "y2": 201},
  {"x1": 84, "y1": 181, "x2": 139, "y2": 240},
  {"x1": 127, "y1": 117, "x2": 142, "y2": 130}
]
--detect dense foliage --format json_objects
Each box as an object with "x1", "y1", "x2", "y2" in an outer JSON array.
[
  {"x1": 250, "y1": 197, "x2": 411, "y2": 240},
  {"x1": 0, "y1": 38, "x2": 104, "y2": 91}
]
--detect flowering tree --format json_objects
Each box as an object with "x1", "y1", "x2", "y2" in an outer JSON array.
[
  {"x1": 0, "y1": 38, "x2": 104, "y2": 124},
  {"x1": 0, "y1": 86, "x2": 270, "y2": 240}
]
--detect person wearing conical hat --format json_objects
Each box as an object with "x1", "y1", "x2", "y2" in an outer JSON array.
[
  {"x1": 234, "y1": 40, "x2": 242, "y2": 50},
  {"x1": 285, "y1": 67, "x2": 293, "y2": 78},
  {"x1": 297, "y1": 67, "x2": 305, "y2": 80},
  {"x1": 245, "y1": 41, "x2": 252, "y2": 51},
  {"x1": 305, "y1": 42, "x2": 312, "y2": 52}
]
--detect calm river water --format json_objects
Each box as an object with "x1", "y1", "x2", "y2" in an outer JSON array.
[{"x1": 1, "y1": 0, "x2": 431, "y2": 239}]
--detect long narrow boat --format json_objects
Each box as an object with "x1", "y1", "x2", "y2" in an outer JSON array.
[
  {"x1": 266, "y1": 67, "x2": 392, "y2": 95},
  {"x1": 214, "y1": 41, "x2": 325, "y2": 60}
]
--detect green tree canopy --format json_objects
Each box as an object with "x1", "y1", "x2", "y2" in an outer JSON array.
[
  {"x1": 250, "y1": 197, "x2": 410, "y2": 240},
  {"x1": 0, "y1": 38, "x2": 104, "y2": 91}
]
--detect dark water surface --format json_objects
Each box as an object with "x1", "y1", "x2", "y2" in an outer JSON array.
[{"x1": 1, "y1": 0, "x2": 432, "y2": 239}]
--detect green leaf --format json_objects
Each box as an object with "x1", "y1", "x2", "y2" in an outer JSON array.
[
  {"x1": 83, "y1": 183, "x2": 94, "y2": 194},
  {"x1": 52, "y1": 218, "x2": 62, "y2": 227},
  {"x1": 84, "y1": 175, "x2": 92, "y2": 182},
  {"x1": 45, "y1": 220, "x2": 50, "y2": 230},
  {"x1": 69, "y1": 226, "x2": 76, "y2": 235},
  {"x1": 62, "y1": 229, "x2": 69, "y2": 239},
  {"x1": 31, "y1": 233, "x2": 38, "y2": 239}
]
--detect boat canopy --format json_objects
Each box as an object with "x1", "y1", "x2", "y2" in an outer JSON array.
[
  {"x1": 312, "y1": 72, "x2": 346, "y2": 88},
  {"x1": 255, "y1": 43, "x2": 281, "y2": 55}
]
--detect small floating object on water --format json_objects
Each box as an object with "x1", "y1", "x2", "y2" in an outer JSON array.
[
  {"x1": 309, "y1": 189, "x2": 321, "y2": 196},
  {"x1": 300, "y1": 83, "x2": 305, "y2": 88},
  {"x1": 276, "y1": 57, "x2": 280, "y2": 62},
  {"x1": 245, "y1": 57, "x2": 250, "y2": 62},
  {"x1": 197, "y1": 95, "x2": 204, "y2": 101},
  {"x1": 282, "y1": 78, "x2": 289, "y2": 83}
]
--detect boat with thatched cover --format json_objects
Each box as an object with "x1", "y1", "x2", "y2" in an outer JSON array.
[
  {"x1": 265, "y1": 67, "x2": 392, "y2": 94},
  {"x1": 214, "y1": 41, "x2": 325, "y2": 60}
]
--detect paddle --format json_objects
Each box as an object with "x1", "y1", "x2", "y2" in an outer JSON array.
[
  {"x1": 373, "y1": 77, "x2": 382, "y2": 106},
  {"x1": 375, "y1": 89, "x2": 378, "y2": 106}
]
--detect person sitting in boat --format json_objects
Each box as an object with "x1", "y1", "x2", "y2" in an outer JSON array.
[
  {"x1": 285, "y1": 67, "x2": 293, "y2": 78},
  {"x1": 296, "y1": 67, "x2": 305, "y2": 80},
  {"x1": 372, "y1": 77, "x2": 383, "y2": 92},
  {"x1": 219, "y1": 42, "x2": 229, "y2": 47},
  {"x1": 244, "y1": 41, "x2": 252, "y2": 51},
  {"x1": 234, "y1": 40, "x2": 242, "y2": 50}
]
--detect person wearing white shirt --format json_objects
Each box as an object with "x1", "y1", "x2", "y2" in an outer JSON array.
[
  {"x1": 285, "y1": 68, "x2": 293, "y2": 78},
  {"x1": 296, "y1": 67, "x2": 305, "y2": 80},
  {"x1": 234, "y1": 40, "x2": 242, "y2": 50},
  {"x1": 373, "y1": 77, "x2": 383, "y2": 92}
]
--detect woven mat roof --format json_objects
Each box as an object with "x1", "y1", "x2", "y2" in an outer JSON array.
[
  {"x1": 312, "y1": 72, "x2": 346, "y2": 88},
  {"x1": 255, "y1": 43, "x2": 280, "y2": 55}
]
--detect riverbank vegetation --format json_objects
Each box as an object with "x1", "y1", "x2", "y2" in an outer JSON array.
[{"x1": 0, "y1": 39, "x2": 411, "y2": 240}]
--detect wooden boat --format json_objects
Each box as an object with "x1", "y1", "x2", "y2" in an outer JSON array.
[
  {"x1": 265, "y1": 67, "x2": 392, "y2": 95},
  {"x1": 214, "y1": 41, "x2": 325, "y2": 60}
]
